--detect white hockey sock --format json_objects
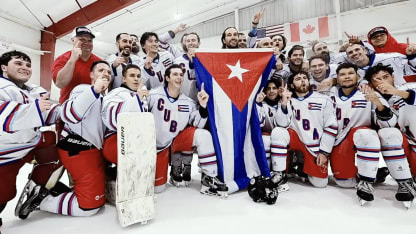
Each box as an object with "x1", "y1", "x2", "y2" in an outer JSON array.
[
  {"x1": 354, "y1": 129, "x2": 380, "y2": 180},
  {"x1": 40, "y1": 192, "x2": 100, "y2": 217},
  {"x1": 381, "y1": 145, "x2": 412, "y2": 180},
  {"x1": 194, "y1": 129, "x2": 217, "y2": 177},
  {"x1": 379, "y1": 128, "x2": 412, "y2": 180},
  {"x1": 270, "y1": 127, "x2": 289, "y2": 172},
  {"x1": 262, "y1": 135, "x2": 271, "y2": 168}
]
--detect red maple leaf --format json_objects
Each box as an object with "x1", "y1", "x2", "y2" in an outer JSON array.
[{"x1": 303, "y1": 24, "x2": 315, "y2": 34}]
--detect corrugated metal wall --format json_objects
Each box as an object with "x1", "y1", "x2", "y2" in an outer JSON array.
[{"x1": 173, "y1": 0, "x2": 407, "y2": 43}]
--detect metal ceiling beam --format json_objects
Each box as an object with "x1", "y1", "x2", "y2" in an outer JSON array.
[
  {"x1": 40, "y1": 0, "x2": 141, "y2": 92},
  {"x1": 45, "y1": 0, "x2": 141, "y2": 39}
]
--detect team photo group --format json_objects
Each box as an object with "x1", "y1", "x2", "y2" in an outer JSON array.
[{"x1": 1, "y1": 6, "x2": 416, "y2": 228}]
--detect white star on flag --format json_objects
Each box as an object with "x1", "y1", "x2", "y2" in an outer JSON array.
[{"x1": 226, "y1": 60, "x2": 249, "y2": 82}]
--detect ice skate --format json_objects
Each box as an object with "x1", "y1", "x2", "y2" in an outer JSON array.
[
  {"x1": 271, "y1": 171, "x2": 289, "y2": 192},
  {"x1": 395, "y1": 179, "x2": 416, "y2": 209},
  {"x1": 17, "y1": 182, "x2": 49, "y2": 219},
  {"x1": 200, "y1": 173, "x2": 228, "y2": 198},
  {"x1": 182, "y1": 164, "x2": 192, "y2": 187},
  {"x1": 356, "y1": 180, "x2": 375, "y2": 206},
  {"x1": 14, "y1": 179, "x2": 36, "y2": 217},
  {"x1": 105, "y1": 179, "x2": 116, "y2": 205},
  {"x1": 375, "y1": 167, "x2": 389, "y2": 184},
  {"x1": 169, "y1": 165, "x2": 183, "y2": 187}
]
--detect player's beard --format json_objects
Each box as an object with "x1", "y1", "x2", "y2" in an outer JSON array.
[
  {"x1": 340, "y1": 82, "x2": 356, "y2": 89},
  {"x1": 295, "y1": 84, "x2": 309, "y2": 94},
  {"x1": 120, "y1": 46, "x2": 131, "y2": 57},
  {"x1": 131, "y1": 45, "x2": 140, "y2": 54}
]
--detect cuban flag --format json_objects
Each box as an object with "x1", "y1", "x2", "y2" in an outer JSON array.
[{"x1": 194, "y1": 49, "x2": 275, "y2": 193}]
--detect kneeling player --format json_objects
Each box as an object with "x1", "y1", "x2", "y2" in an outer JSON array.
[
  {"x1": 270, "y1": 71, "x2": 338, "y2": 188},
  {"x1": 0, "y1": 51, "x2": 63, "y2": 221},
  {"x1": 365, "y1": 64, "x2": 416, "y2": 207},
  {"x1": 148, "y1": 64, "x2": 228, "y2": 196},
  {"x1": 101, "y1": 64, "x2": 148, "y2": 201},
  {"x1": 23, "y1": 61, "x2": 111, "y2": 217},
  {"x1": 329, "y1": 63, "x2": 414, "y2": 206},
  {"x1": 255, "y1": 78, "x2": 292, "y2": 191}
]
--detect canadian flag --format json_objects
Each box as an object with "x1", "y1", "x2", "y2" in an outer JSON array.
[{"x1": 289, "y1": 16, "x2": 329, "y2": 42}]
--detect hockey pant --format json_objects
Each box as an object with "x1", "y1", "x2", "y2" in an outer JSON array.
[
  {"x1": 102, "y1": 133, "x2": 117, "y2": 164},
  {"x1": 53, "y1": 148, "x2": 105, "y2": 216},
  {"x1": 0, "y1": 132, "x2": 63, "y2": 206},
  {"x1": 155, "y1": 127, "x2": 218, "y2": 192},
  {"x1": 271, "y1": 127, "x2": 328, "y2": 187},
  {"x1": 378, "y1": 128, "x2": 413, "y2": 180},
  {"x1": 330, "y1": 127, "x2": 380, "y2": 188}
]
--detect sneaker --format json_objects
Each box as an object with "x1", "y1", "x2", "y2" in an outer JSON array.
[
  {"x1": 356, "y1": 180, "x2": 375, "y2": 202},
  {"x1": 182, "y1": 164, "x2": 192, "y2": 186},
  {"x1": 17, "y1": 183, "x2": 49, "y2": 219},
  {"x1": 169, "y1": 165, "x2": 183, "y2": 187},
  {"x1": 200, "y1": 173, "x2": 228, "y2": 197},
  {"x1": 395, "y1": 178, "x2": 416, "y2": 202}
]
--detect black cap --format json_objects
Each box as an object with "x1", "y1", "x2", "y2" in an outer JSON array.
[
  {"x1": 71, "y1": 26, "x2": 95, "y2": 38},
  {"x1": 368, "y1": 27, "x2": 387, "y2": 39}
]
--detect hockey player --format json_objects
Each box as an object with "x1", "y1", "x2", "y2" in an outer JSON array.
[
  {"x1": 0, "y1": 51, "x2": 63, "y2": 221},
  {"x1": 105, "y1": 33, "x2": 143, "y2": 89},
  {"x1": 221, "y1": 27, "x2": 239, "y2": 49},
  {"x1": 102, "y1": 64, "x2": 148, "y2": 165},
  {"x1": 140, "y1": 32, "x2": 175, "y2": 89},
  {"x1": 20, "y1": 61, "x2": 111, "y2": 218},
  {"x1": 364, "y1": 64, "x2": 416, "y2": 207},
  {"x1": 256, "y1": 79, "x2": 292, "y2": 191},
  {"x1": 275, "y1": 45, "x2": 308, "y2": 82},
  {"x1": 172, "y1": 32, "x2": 201, "y2": 185},
  {"x1": 270, "y1": 71, "x2": 338, "y2": 188},
  {"x1": 329, "y1": 63, "x2": 413, "y2": 205},
  {"x1": 345, "y1": 42, "x2": 416, "y2": 85},
  {"x1": 308, "y1": 55, "x2": 338, "y2": 94},
  {"x1": 174, "y1": 32, "x2": 200, "y2": 102},
  {"x1": 147, "y1": 64, "x2": 228, "y2": 196}
]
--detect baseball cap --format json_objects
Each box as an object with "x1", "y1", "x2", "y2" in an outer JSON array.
[
  {"x1": 71, "y1": 26, "x2": 95, "y2": 38},
  {"x1": 368, "y1": 27, "x2": 387, "y2": 39}
]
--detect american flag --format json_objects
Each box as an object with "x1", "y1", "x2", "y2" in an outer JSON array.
[{"x1": 256, "y1": 24, "x2": 285, "y2": 40}]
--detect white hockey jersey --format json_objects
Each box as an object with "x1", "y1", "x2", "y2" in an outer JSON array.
[
  {"x1": 174, "y1": 54, "x2": 198, "y2": 102},
  {"x1": 256, "y1": 101, "x2": 291, "y2": 133},
  {"x1": 357, "y1": 53, "x2": 416, "y2": 86},
  {"x1": 105, "y1": 53, "x2": 143, "y2": 89},
  {"x1": 140, "y1": 51, "x2": 175, "y2": 90},
  {"x1": 147, "y1": 86, "x2": 207, "y2": 150},
  {"x1": 158, "y1": 31, "x2": 184, "y2": 59},
  {"x1": 287, "y1": 91, "x2": 338, "y2": 156},
  {"x1": 60, "y1": 85, "x2": 105, "y2": 149},
  {"x1": 101, "y1": 86, "x2": 145, "y2": 133},
  {"x1": 383, "y1": 83, "x2": 416, "y2": 145},
  {"x1": 330, "y1": 87, "x2": 397, "y2": 146},
  {"x1": 0, "y1": 77, "x2": 60, "y2": 165}
]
